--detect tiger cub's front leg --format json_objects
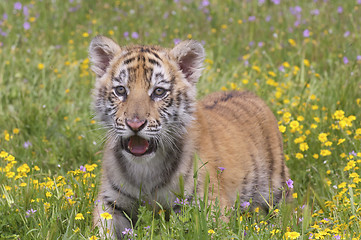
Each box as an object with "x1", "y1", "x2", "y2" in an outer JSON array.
[{"x1": 93, "y1": 197, "x2": 137, "y2": 239}]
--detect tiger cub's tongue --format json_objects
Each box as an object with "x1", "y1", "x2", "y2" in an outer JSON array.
[{"x1": 128, "y1": 136, "x2": 149, "y2": 156}]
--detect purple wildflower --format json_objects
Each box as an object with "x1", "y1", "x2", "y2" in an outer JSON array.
[
  {"x1": 258, "y1": 42, "x2": 264, "y2": 47},
  {"x1": 241, "y1": 201, "x2": 250, "y2": 208},
  {"x1": 122, "y1": 228, "x2": 137, "y2": 238},
  {"x1": 3, "y1": 13, "x2": 8, "y2": 20},
  {"x1": 14, "y1": 2, "x2": 22, "y2": 10},
  {"x1": 23, "y1": 6, "x2": 29, "y2": 17},
  {"x1": 271, "y1": 0, "x2": 280, "y2": 4},
  {"x1": 349, "y1": 151, "x2": 357, "y2": 156},
  {"x1": 23, "y1": 140, "x2": 32, "y2": 149},
  {"x1": 0, "y1": 29, "x2": 7, "y2": 37},
  {"x1": 310, "y1": 9, "x2": 319, "y2": 15},
  {"x1": 123, "y1": 32, "x2": 129, "y2": 38},
  {"x1": 343, "y1": 56, "x2": 349, "y2": 64},
  {"x1": 278, "y1": 65, "x2": 285, "y2": 72},
  {"x1": 358, "y1": 0, "x2": 361, "y2": 4},
  {"x1": 357, "y1": 55, "x2": 361, "y2": 61},
  {"x1": 334, "y1": 235, "x2": 341, "y2": 240},
  {"x1": 174, "y1": 197, "x2": 189, "y2": 206},
  {"x1": 131, "y1": 32, "x2": 139, "y2": 39},
  {"x1": 23, "y1": 22, "x2": 30, "y2": 30},
  {"x1": 248, "y1": 16, "x2": 256, "y2": 22},
  {"x1": 303, "y1": 29, "x2": 310, "y2": 37},
  {"x1": 173, "y1": 38, "x2": 181, "y2": 45},
  {"x1": 26, "y1": 209, "x2": 37, "y2": 217},
  {"x1": 337, "y1": 6, "x2": 343, "y2": 14},
  {"x1": 286, "y1": 179, "x2": 294, "y2": 189},
  {"x1": 259, "y1": 0, "x2": 265, "y2": 4},
  {"x1": 295, "y1": 6, "x2": 302, "y2": 13},
  {"x1": 343, "y1": 31, "x2": 350, "y2": 37},
  {"x1": 201, "y1": 0, "x2": 210, "y2": 7},
  {"x1": 80, "y1": 165, "x2": 86, "y2": 172},
  {"x1": 265, "y1": 15, "x2": 271, "y2": 22},
  {"x1": 299, "y1": 217, "x2": 303, "y2": 222},
  {"x1": 290, "y1": 6, "x2": 301, "y2": 15},
  {"x1": 218, "y1": 167, "x2": 225, "y2": 172}
]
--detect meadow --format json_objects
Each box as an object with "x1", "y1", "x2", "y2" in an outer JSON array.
[{"x1": 1, "y1": 0, "x2": 361, "y2": 239}]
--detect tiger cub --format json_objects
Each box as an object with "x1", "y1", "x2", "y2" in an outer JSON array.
[{"x1": 89, "y1": 35, "x2": 290, "y2": 239}]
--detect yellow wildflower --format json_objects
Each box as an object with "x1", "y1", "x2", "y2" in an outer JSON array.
[
  {"x1": 0, "y1": 151, "x2": 9, "y2": 158},
  {"x1": 75, "y1": 213, "x2": 85, "y2": 220},
  {"x1": 279, "y1": 125, "x2": 286, "y2": 133},
  {"x1": 284, "y1": 231, "x2": 300, "y2": 239},
  {"x1": 288, "y1": 39, "x2": 296, "y2": 47},
  {"x1": 100, "y1": 212, "x2": 113, "y2": 220},
  {"x1": 290, "y1": 120, "x2": 300, "y2": 130},
  {"x1": 299, "y1": 142, "x2": 309, "y2": 152},
  {"x1": 320, "y1": 149, "x2": 331, "y2": 156},
  {"x1": 38, "y1": 63, "x2": 44, "y2": 70},
  {"x1": 333, "y1": 110, "x2": 345, "y2": 120},
  {"x1": 303, "y1": 59, "x2": 310, "y2": 67},
  {"x1": 318, "y1": 133, "x2": 328, "y2": 143}
]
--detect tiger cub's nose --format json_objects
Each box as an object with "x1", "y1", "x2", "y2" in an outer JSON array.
[{"x1": 125, "y1": 117, "x2": 147, "y2": 132}]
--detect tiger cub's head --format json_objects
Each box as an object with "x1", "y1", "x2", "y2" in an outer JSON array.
[{"x1": 89, "y1": 36, "x2": 204, "y2": 160}]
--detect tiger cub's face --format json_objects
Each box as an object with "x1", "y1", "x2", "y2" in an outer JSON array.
[{"x1": 89, "y1": 36, "x2": 204, "y2": 161}]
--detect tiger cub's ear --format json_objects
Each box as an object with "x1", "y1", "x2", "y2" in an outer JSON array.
[
  {"x1": 170, "y1": 40, "x2": 205, "y2": 84},
  {"x1": 89, "y1": 35, "x2": 121, "y2": 78}
]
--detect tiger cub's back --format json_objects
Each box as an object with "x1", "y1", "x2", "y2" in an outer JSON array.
[{"x1": 194, "y1": 90, "x2": 289, "y2": 209}]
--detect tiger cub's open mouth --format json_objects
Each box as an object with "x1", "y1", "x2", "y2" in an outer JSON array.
[{"x1": 124, "y1": 135, "x2": 156, "y2": 156}]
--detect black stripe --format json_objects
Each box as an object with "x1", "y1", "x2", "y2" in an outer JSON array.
[
  {"x1": 165, "y1": 98, "x2": 173, "y2": 108},
  {"x1": 140, "y1": 47, "x2": 149, "y2": 53},
  {"x1": 250, "y1": 153, "x2": 259, "y2": 201},
  {"x1": 150, "y1": 51, "x2": 162, "y2": 61},
  {"x1": 123, "y1": 57, "x2": 135, "y2": 65},
  {"x1": 145, "y1": 68, "x2": 153, "y2": 83},
  {"x1": 204, "y1": 91, "x2": 243, "y2": 109},
  {"x1": 155, "y1": 72, "x2": 164, "y2": 80},
  {"x1": 148, "y1": 58, "x2": 161, "y2": 67},
  {"x1": 121, "y1": 51, "x2": 134, "y2": 59},
  {"x1": 140, "y1": 47, "x2": 162, "y2": 61},
  {"x1": 240, "y1": 169, "x2": 250, "y2": 201}
]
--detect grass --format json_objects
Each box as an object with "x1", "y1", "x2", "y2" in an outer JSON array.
[{"x1": 1, "y1": 0, "x2": 361, "y2": 239}]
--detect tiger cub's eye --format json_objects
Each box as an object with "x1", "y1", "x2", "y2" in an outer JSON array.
[
  {"x1": 152, "y1": 87, "x2": 167, "y2": 98},
  {"x1": 115, "y1": 86, "x2": 126, "y2": 96}
]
